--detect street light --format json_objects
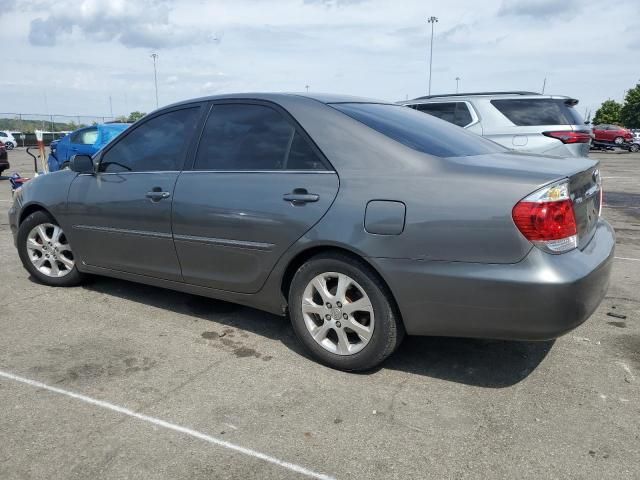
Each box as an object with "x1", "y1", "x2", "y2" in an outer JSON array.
[
  {"x1": 151, "y1": 53, "x2": 159, "y2": 109},
  {"x1": 455, "y1": 76, "x2": 460, "y2": 93},
  {"x1": 427, "y1": 16, "x2": 438, "y2": 95}
]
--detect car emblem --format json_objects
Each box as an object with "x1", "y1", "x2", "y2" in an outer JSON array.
[{"x1": 332, "y1": 308, "x2": 342, "y2": 320}]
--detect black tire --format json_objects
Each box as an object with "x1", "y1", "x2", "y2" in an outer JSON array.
[
  {"x1": 5, "y1": 142, "x2": 14, "y2": 150},
  {"x1": 629, "y1": 143, "x2": 639, "y2": 153},
  {"x1": 288, "y1": 252, "x2": 404, "y2": 371},
  {"x1": 17, "y1": 210, "x2": 84, "y2": 287},
  {"x1": 614, "y1": 136, "x2": 624, "y2": 145}
]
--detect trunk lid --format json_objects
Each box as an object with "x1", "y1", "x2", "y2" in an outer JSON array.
[{"x1": 570, "y1": 164, "x2": 602, "y2": 249}]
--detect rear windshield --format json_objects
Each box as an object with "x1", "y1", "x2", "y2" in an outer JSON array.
[
  {"x1": 331, "y1": 103, "x2": 505, "y2": 157},
  {"x1": 490, "y1": 99, "x2": 584, "y2": 126}
]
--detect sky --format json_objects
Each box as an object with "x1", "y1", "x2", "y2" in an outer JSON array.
[{"x1": 0, "y1": 0, "x2": 639, "y2": 120}]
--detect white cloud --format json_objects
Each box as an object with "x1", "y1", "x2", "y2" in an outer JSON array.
[
  {"x1": 27, "y1": 0, "x2": 218, "y2": 48},
  {"x1": 0, "y1": 0, "x2": 638, "y2": 118}
]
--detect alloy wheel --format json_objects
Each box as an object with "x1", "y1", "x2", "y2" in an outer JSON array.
[
  {"x1": 26, "y1": 223, "x2": 75, "y2": 278},
  {"x1": 301, "y1": 272, "x2": 375, "y2": 355}
]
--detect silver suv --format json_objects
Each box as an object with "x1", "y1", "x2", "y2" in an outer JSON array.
[{"x1": 399, "y1": 91, "x2": 591, "y2": 157}]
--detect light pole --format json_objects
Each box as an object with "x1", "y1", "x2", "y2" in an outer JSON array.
[
  {"x1": 455, "y1": 77, "x2": 460, "y2": 93},
  {"x1": 427, "y1": 16, "x2": 438, "y2": 95},
  {"x1": 305, "y1": 85, "x2": 309, "y2": 93},
  {"x1": 151, "y1": 53, "x2": 159, "y2": 109}
]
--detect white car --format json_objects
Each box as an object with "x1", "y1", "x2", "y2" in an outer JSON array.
[
  {"x1": 399, "y1": 91, "x2": 591, "y2": 158},
  {"x1": 0, "y1": 131, "x2": 17, "y2": 149}
]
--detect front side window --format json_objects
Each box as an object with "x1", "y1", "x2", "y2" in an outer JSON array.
[
  {"x1": 99, "y1": 107, "x2": 200, "y2": 173},
  {"x1": 332, "y1": 103, "x2": 504, "y2": 158},
  {"x1": 194, "y1": 103, "x2": 325, "y2": 170}
]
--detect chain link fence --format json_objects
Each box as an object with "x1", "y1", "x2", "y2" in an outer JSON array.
[{"x1": 0, "y1": 113, "x2": 118, "y2": 146}]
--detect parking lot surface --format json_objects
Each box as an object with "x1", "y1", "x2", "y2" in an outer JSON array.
[{"x1": 1, "y1": 149, "x2": 639, "y2": 479}]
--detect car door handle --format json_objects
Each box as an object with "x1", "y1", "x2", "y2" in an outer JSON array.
[
  {"x1": 283, "y1": 189, "x2": 319, "y2": 205},
  {"x1": 146, "y1": 190, "x2": 171, "y2": 201}
]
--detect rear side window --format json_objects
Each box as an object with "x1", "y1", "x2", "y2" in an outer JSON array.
[
  {"x1": 414, "y1": 102, "x2": 472, "y2": 127},
  {"x1": 194, "y1": 104, "x2": 325, "y2": 170},
  {"x1": 100, "y1": 107, "x2": 200, "y2": 173},
  {"x1": 71, "y1": 128, "x2": 98, "y2": 145},
  {"x1": 332, "y1": 103, "x2": 504, "y2": 158},
  {"x1": 490, "y1": 99, "x2": 584, "y2": 126}
]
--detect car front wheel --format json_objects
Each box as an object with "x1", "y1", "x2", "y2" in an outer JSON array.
[
  {"x1": 5, "y1": 142, "x2": 14, "y2": 150},
  {"x1": 17, "y1": 211, "x2": 84, "y2": 287},
  {"x1": 288, "y1": 252, "x2": 404, "y2": 371},
  {"x1": 614, "y1": 136, "x2": 624, "y2": 145}
]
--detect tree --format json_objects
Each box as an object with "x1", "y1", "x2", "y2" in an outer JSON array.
[
  {"x1": 592, "y1": 99, "x2": 621, "y2": 125},
  {"x1": 620, "y1": 83, "x2": 640, "y2": 129},
  {"x1": 127, "y1": 111, "x2": 146, "y2": 123}
]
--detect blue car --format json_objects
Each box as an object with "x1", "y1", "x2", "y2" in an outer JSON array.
[{"x1": 48, "y1": 123, "x2": 130, "y2": 171}]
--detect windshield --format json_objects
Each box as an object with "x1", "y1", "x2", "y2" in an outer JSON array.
[{"x1": 331, "y1": 103, "x2": 506, "y2": 157}]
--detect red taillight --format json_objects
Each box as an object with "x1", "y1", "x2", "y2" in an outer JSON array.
[
  {"x1": 542, "y1": 130, "x2": 592, "y2": 144},
  {"x1": 512, "y1": 200, "x2": 577, "y2": 241},
  {"x1": 512, "y1": 180, "x2": 578, "y2": 254}
]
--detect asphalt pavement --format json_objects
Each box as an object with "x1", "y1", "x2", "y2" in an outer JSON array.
[{"x1": 0, "y1": 148, "x2": 638, "y2": 479}]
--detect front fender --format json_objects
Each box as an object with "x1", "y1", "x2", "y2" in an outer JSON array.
[{"x1": 9, "y1": 170, "x2": 78, "y2": 242}]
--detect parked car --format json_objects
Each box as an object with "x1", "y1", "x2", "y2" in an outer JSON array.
[
  {"x1": 399, "y1": 91, "x2": 591, "y2": 157},
  {"x1": 8, "y1": 93, "x2": 614, "y2": 371},
  {"x1": 48, "y1": 123, "x2": 130, "y2": 171},
  {"x1": 628, "y1": 132, "x2": 640, "y2": 153},
  {"x1": 592, "y1": 124, "x2": 634, "y2": 145},
  {"x1": 0, "y1": 141, "x2": 9, "y2": 175},
  {"x1": 0, "y1": 131, "x2": 17, "y2": 150}
]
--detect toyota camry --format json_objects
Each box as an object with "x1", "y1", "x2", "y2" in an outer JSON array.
[{"x1": 8, "y1": 93, "x2": 615, "y2": 371}]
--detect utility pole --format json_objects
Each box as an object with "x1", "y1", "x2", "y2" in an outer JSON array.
[
  {"x1": 305, "y1": 85, "x2": 309, "y2": 93},
  {"x1": 455, "y1": 76, "x2": 460, "y2": 93},
  {"x1": 541, "y1": 77, "x2": 547, "y2": 94},
  {"x1": 427, "y1": 16, "x2": 438, "y2": 95},
  {"x1": 109, "y1": 95, "x2": 114, "y2": 119},
  {"x1": 151, "y1": 53, "x2": 159, "y2": 109}
]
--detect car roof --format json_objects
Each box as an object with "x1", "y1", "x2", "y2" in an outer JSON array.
[
  {"x1": 402, "y1": 91, "x2": 577, "y2": 103},
  {"x1": 163, "y1": 92, "x2": 391, "y2": 110}
]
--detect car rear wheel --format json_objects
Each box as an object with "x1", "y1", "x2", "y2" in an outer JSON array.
[
  {"x1": 614, "y1": 136, "x2": 624, "y2": 145},
  {"x1": 17, "y1": 211, "x2": 84, "y2": 287},
  {"x1": 288, "y1": 252, "x2": 404, "y2": 371},
  {"x1": 5, "y1": 142, "x2": 14, "y2": 150},
  {"x1": 629, "y1": 143, "x2": 639, "y2": 153}
]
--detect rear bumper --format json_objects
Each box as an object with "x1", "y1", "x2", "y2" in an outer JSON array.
[{"x1": 372, "y1": 219, "x2": 615, "y2": 340}]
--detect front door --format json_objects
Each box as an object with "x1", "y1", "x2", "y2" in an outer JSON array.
[
  {"x1": 66, "y1": 105, "x2": 203, "y2": 281},
  {"x1": 172, "y1": 102, "x2": 339, "y2": 293}
]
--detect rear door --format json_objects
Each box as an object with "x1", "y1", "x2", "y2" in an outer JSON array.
[{"x1": 172, "y1": 101, "x2": 339, "y2": 293}]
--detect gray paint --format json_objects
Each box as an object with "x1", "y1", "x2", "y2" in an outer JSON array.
[
  {"x1": 8, "y1": 92, "x2": 614, "y2": 340},
  {"x1": 365, "y1": 200, "x2": 405, "y2": 235}
]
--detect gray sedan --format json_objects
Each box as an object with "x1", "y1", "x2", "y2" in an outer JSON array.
[{"x1": 8, "y1": 93, "x2": 615, "y2": 371}]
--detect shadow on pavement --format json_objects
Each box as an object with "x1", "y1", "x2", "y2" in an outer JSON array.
[{"x1": 82, "y1": 276, "x2": 553, "y2": 388}]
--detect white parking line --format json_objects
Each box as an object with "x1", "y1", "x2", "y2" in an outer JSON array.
[
  {"x1": 615, "y1": 256, "x2": 640, "y2": 262},
  {"x1": 0, "y1": 370, "x2": 335, "y2": 480}
]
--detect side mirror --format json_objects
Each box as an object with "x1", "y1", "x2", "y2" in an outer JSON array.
[{"x1": 70, "y1": 154, "x2": 95, "y2": 174}]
